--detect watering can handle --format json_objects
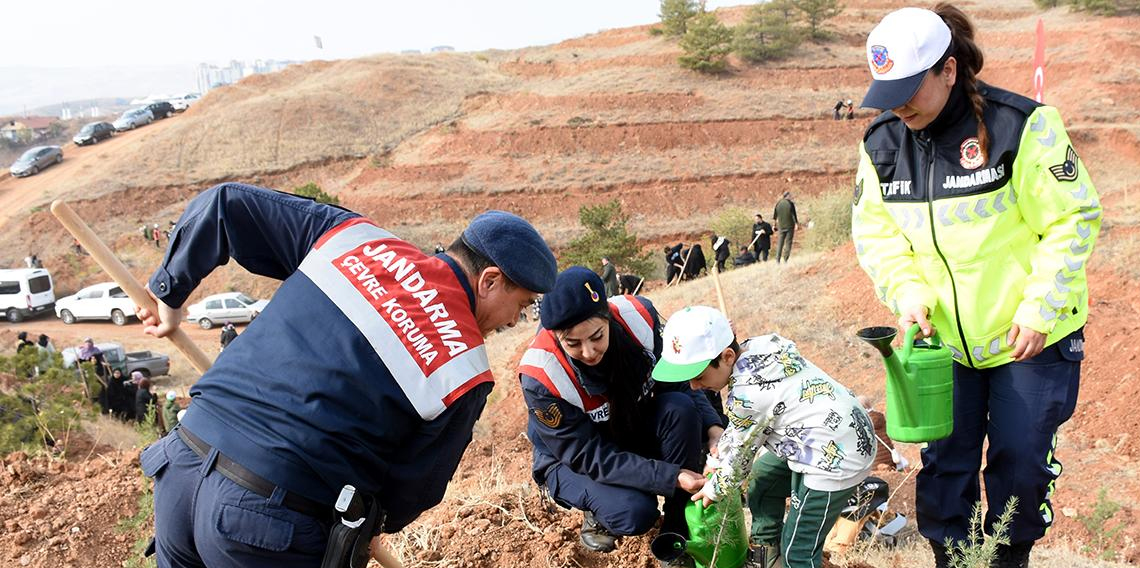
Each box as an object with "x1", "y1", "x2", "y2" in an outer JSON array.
[{"x1": 903, "y1": 324, "x2": 941, "y2": 360}]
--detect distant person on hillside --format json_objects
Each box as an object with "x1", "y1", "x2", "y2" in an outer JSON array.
[
  {"x1": 845, "y1": 99, "x2": 855, "y2": 120},
  {"x1": 853, "y1": 6, "x2": 1100, "y2": 567},
  {"x1": 773, "y1": 192, "x2": 799, "y2": 263},
  {"x1": 733, "y1": 246, "x2": 756, "y2": 267},
  {"x1": 664, "y1": 243, "x2": 684, "y2": 284},
  {"x1": 751, "y1": 213, "x2": 773, "y2": 262},
  {"x1": 16, "y1": 331, "x2": 35, "y2": 353},
  {"x1": 618, "y1": 273, "x2": 644, "y2": 295},
  {"x1": 36, "y1": 333, "x2": 54, "y2": 353},
  {"x1": 163, "y1": 391, "x2": 180, "y2": 434},
  {"x1": 600, "y1": 256, "x2": 619, "y2": 297},
  {"x1": 107, "y1": 368, "x2": 132, "y2": 421},
  {"x1": 834, "y1": 99, "x2": 845, "y2": 120},
  {"x1": 219, "y1": 322, "x2": 238, "y2": 352},
  {"x1": 151, "y1": 224, "x2": 162, "y2": 248},
  {"x1": 710, "y1": 235, "x2": 731, "y2": 272},
  {"x1": 683, "y1": 244, "x2": 707, "y2": 280},
  {"x1": 135, "y1": 377, "x2": 157, "y2": 424}
]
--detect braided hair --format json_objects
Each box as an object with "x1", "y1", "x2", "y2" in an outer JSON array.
[{"x1": 934, "y1": 3, "x2": 989, "y2": 162}]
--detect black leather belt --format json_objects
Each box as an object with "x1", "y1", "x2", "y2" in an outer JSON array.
[{"x1": 177, "y1": 427, "x2": 330, "y2": 520}]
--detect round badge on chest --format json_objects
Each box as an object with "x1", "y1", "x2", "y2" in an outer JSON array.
[{"x1": 959, "y1": 137, "x2": 984, "y2": 170}]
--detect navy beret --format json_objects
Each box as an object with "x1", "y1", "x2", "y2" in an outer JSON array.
[
  {"x1": 540, "y1": 266, "x2": 609, "y2": 330},
  {"x1": 462, "y1": 210, "x2": 556, "y2": 293}
]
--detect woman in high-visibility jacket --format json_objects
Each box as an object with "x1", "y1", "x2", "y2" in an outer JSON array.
[{"x1": 851, "y1": 5, "x2": 1100, "y2": 568}]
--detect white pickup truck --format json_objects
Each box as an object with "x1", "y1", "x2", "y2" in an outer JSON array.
[{"x1": 55, "y1": 282, "x2": 137, "y2": 326}]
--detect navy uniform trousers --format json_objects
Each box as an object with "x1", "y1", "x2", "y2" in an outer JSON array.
[
  {"x1": 544, "y1": 391, "x2": 706, "y2": 538},
  {"x1": 917, "y1": 329, "x2": 1084, "y2": 546},
  {"x1": 141, "y1": 431, "x2": 331, "y2": 568}
]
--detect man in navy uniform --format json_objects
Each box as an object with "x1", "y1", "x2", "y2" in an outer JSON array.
[{"x1": 136, "y1": 183, "x2": 557, "y2": 567}]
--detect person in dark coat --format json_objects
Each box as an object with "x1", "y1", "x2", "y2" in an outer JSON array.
[
  {"x1": 664, "y1": 244, "x2": 684, "y2": 284},
  {"x1": 16, "y1": 331, "x2": 35, "y2": 353},
  {"x1": 710, "y1": 235, "x2": 731, "y2": 273},
  {"x1": 733, "y1": 246, "x2": 757, "y2": 267},
  {"x1": 751, "y1": 213, "x2": 773, "y2": 262},
  {"x1": 773, "y1": 193, "x2": 799, "y2": 263},
  {"x1": 681, "y1": 244, "x2": 707, "y2": 280},
  {"x1": 106, "y1": 368, "x2": 130, "y2": 420},
  {"x1": 618, "y1": 274, "x2": 643, "y2": 295},
  {"x1": 219, "y1": 323, "x2": 238, "y2": 352},
  {"x1": 135, "y1": 377, "x2": 157, "y2": 424}
]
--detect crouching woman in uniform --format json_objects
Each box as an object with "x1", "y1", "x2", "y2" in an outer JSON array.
[{"x1": 518, "y1": 267, "x2": 722, "y2": 565}]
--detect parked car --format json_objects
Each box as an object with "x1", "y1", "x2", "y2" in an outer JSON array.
[
  {"x1": 168, "y1": 93, "x2": 200, "y2": 112},
  {"x1": 146, "y1": 101, "x2": 175, "y2": 119},
  {"x1": 113, "y1": 108, "x2": 154, "y2": 131},
  {"x1": 55, "y1": 282, "x2": 137, "y2": 325},
  {"x1": 0, "y1": 268, "x2": 54, "y2": 323},
  {"x1": 73, "y1": 121, "x2": 115, "y2": 146},
  {"x1": 186, "y1": 292, "x2": 269, "y2": 329},
  {"x1": 9, "y1": 146, "x2": 63, "y2": 177},
  {"x1": 62, "y1": 342, "x2": 170, "y2": 377}
]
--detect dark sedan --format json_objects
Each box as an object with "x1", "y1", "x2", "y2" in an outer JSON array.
[
  {"x1": 146, "y1": 101, "x2": 175, "y2": 119},
  {"x1": 73, "y1": 121, "x2": 115, "y2": 146},
  {"x1": 9, "y1": 146, "x2": 62, "y2": 177}
]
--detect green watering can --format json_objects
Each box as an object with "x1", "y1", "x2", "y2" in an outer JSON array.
[
  {"x1": 651, "y1": 497, "x2": 748, "y2": 568},
  {"x1": 857, "y1": 324, "x2": 954, "y2": 443}
]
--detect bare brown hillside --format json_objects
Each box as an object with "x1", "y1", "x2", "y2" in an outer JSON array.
[{"x1": 1, "y1": 0, "x2": 1139, "y2": 566}]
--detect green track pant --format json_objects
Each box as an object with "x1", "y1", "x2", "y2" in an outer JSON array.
[{"x1": 747, "y1": 452, "x2": 858, "y2": 568}]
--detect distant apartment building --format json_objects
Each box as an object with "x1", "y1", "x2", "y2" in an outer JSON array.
[
  {"x1": 197, "y1": 59, "x2": 302, "y2": 92},
  {"x1": 430, "y1": 46, "x2": 455, "y2": 53}
]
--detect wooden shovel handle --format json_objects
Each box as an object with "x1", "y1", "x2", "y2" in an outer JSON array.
[{"x1": 50, "y1": 201, "x2": 214, "y2": 376}]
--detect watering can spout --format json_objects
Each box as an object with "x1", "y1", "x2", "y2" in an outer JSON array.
[{"x1": 856, "y1": 326, "x2": 899, "y2": 360}]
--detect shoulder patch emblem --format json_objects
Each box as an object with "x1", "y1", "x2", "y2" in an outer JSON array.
[
  {"x1": 959, "y1": 137, "x2": 984, "y2": 170},
  {"x1": 1048, "y1": 145, "x2": 1080, "y2": 182},
  {"x1": 534, "y1": 402, "x2": 563, "y2": 428}
]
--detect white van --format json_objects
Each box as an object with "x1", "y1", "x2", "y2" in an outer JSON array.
[{"x1": 0, "y1": 268, "x2": 55, "y2": 323}]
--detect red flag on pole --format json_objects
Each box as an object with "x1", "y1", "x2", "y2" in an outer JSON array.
[{"x1": 1033, "y1": 19, "x2": 1045, "y2": 103}]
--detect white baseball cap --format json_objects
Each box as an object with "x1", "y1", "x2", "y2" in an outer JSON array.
[
  {"x1": 861, "y1": 7, "x2": 952, "y2": 110},
  {"x1": 652, "y1": 306, "x2": 735, "y2": 382}
]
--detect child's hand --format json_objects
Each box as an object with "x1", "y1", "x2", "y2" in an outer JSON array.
[{"x1": 690, "y1": 485, "x2": 716, "y2": 507}]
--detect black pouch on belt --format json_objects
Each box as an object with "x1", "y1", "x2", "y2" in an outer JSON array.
[{"x1": 320, "y1": 485, "x2": 385, "y2": 568}]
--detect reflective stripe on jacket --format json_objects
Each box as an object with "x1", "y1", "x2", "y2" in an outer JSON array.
[{"x1": 852, "y1": 85, "x2": 1100, "y2": 368}]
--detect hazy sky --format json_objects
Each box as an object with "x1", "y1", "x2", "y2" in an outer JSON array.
[{"x1": 3, "y1": 0, "x2": 742, "y2": 68}]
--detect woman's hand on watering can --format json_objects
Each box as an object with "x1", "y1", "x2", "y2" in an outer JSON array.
[
  {"x1": 677, "y1": 469, "x2": 706, "y2": 493},
  {"x1": 898, "y1": 305, "x2": 934, "y2": 339},
  {"x1": 1008, "y1": 323, "x2": 1046, "y2": 361}
]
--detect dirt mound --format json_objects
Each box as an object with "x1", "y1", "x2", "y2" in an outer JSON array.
[{"x1": 0, "y1": 447, "x2": 143, "y2": 568}]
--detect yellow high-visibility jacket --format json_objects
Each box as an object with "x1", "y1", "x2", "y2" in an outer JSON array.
[{"x1": 852, "y1": 85, "x2": 1100, "y2": 369}]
